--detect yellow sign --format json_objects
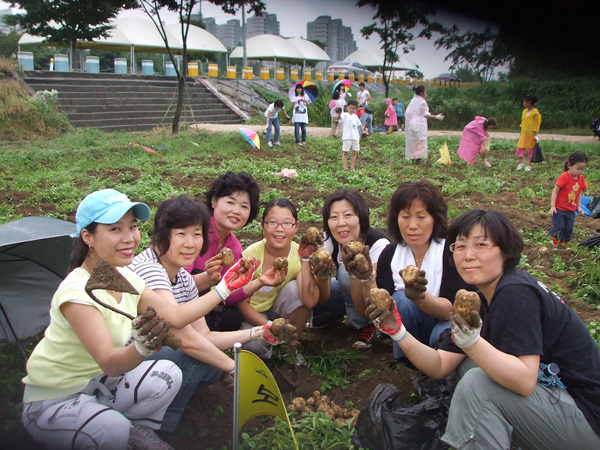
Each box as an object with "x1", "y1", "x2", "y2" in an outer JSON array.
[{"x1": 237, "y1": 350, "x2": 298, "y2": 448}]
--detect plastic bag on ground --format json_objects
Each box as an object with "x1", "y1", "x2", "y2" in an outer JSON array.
[
  {"x1": 436, "y1": 142, "x2": 451, "y2": 165},
  {"x1": 352, "y1": 374, "x2": 456, "y2": 450}
]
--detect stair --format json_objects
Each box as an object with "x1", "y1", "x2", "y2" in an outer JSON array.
[{"x1": 23, "y1": 71, "x2": 243, "y2": 132}]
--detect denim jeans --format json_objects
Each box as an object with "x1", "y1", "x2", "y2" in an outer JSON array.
[
  {"x1": 266, "y1": 116, "x2": 280, "y2": 143},
  {"x1": 311, "y1": 263, "x2": 368, "y2": 330},
  {"x1": 148, "y1": 347, "x2": 220, "y2": 433},
  {"x1": 549, "y1": 208, "x2": 575, "y2": 242},
  {"x1": 294, "y1": 122, "x2": 306, "y2": 143},
  {"x1": 392, "y1": 289, "x2": 450, "y2": 359},
  {"x1": 360, "y1": 112, "x2": 373, "y2": 134}
]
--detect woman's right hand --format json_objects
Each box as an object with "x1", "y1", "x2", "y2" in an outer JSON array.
[
  {"x1": 259, "y1": 266, "x2": 287, "y2": 287},
  {"x1": 204, "y1": 254, "x2": 223, "y2": 285},
  {"x1": 215, "y1": 258, "x2": 259, "y2": 303}
]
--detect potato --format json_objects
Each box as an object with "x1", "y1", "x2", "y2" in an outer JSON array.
[
  {"x1": 219, "y1": 247, "x2": 234, "y2": 267},
  {"x1": 310, "y1": 248, "x2": 332, "y2": 267},
  {"x1": 453, "y1": 289, "x2": 481, "y2": 326},
  {"x1": 305, "y1": 226, "x2": 323, "y2": 245},
  {"x1": 369, "y1": 288, "x2": 392, "y2": 310},
  {"x1": 306, "y1": 397, "x2": 316, "y2": 406},
  {"x1": 312, "y1": 391, "x2": 321, "y2": 398},
  {"x1": 269, "y1": 318, "x2": 296, "y2": 342},
  {"x1": 239, "y1": 257, "x2": 250, "y2": 270},
  {"x1": 289, "y1": 397, "x2": 305, "y2": 412},
  {"x1": 353, "y1": 253, "x2": 370, "y2": 274},
  {"x1": 401, "y1": 265, "x2": 420, "y2": 285},
  {"x1": 273, "y1": 256, "x2": 288, "y2": 271},
  {"x1": 270, "y1": 318, "x2": 286, "y2": 335},
  {"x1": 343, "y1": 240, "x2": 364, "y2": 256}
]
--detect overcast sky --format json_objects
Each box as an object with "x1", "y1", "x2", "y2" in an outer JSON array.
[{"x1": 3, "y1": 0, "x2": 495, "y2": 79}]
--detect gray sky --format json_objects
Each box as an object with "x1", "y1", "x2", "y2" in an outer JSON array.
[{"x1": 3, "y1": 0, "x2": 494, "y2": 79}]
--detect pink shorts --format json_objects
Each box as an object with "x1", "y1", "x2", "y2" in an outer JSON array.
[{"x1": 516, "y1": 147, "x2": 534, "y2": 158}]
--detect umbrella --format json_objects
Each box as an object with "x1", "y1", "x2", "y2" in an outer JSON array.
[
  {"x1": 288, "y1": 81, "x2": 319, "y2": 103},
  {"x1": 239, "y1": 127, "x2": 260, "y2": 149},
  {"x1": 332, "y1": 79, "x2": 352, "y2": 95},
  {"x1": 0, "y1": 216, "x2": 76, "y2": 360}
]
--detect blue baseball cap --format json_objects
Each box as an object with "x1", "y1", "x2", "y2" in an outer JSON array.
[{"x1": 71, "y1": 189, "x2": 151, "y2": 237}]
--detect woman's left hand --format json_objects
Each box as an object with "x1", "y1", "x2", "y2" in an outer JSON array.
[
  {"x1": 204, "y1": 254, "x2": 223, "y2": 285},
  {"x1": 259, "y1": 266, "x2": 287, "y2": 287}
]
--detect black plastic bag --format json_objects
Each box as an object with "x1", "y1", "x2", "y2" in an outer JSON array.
[
  {"x1": 590, "y1": 200, "x2": 600, "y2": 219},
  {"x1": 580, "y1": 234, "x2": 600, "y2": 249},
  {"x1": 531, "y1": 143, "x2": 544, "y2": 163},
  {"x1": 587, "y1": 195, "x2": 600, "y2": 213},
  {"x1": 352, "y1": 375, "x2": 456, "y2": 450}
]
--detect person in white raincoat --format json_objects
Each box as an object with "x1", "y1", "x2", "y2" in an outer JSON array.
[{"x1": 404, "y1": 86, "x2": 444, "y2": 161}]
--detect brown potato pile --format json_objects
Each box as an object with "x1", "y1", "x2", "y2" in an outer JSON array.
[
  {"x1": 287, "y1": 391, "x2": 360, "y2": 423},
  {"x1": 401, "y1": 265, "x2": 420, "y2": 284},
  {"x1": 369, "y1": 288, "x2": 392, "y2": 310},
  {"x1": 453, "y1": 289, "x2": 481, "y2": 326},
  {"x1": 219, "y1": 247, "x2": 234, "y2": 267},
  {"x1": 273, "y1": 257, "x2": 288, "y2": 271}
]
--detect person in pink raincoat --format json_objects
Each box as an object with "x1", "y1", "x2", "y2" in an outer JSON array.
[
  {"x1": 384, "y1": 98, "x2": 398, "y2": 134},
  {"x1": 456, "y1": 116, "x2": 496, "y2": 166}
]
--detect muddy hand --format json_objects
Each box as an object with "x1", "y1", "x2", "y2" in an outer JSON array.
[
  {"x1": 132, "y1": 306, "x2": 181, "y2": 357},
  {"x1": 404, "y1": 270, "x2": 428, "y2": 302},
  {"x1": 365, "y1": 298, "x2": 406, "y2": 342}
]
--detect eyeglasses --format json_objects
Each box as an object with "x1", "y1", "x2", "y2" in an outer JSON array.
[
  {"x1": 449, "y1": 241, "x2": 496, "y2": 253},
  {"x1": 264, "y1": 220, "x2": 296, "y2": 230}
]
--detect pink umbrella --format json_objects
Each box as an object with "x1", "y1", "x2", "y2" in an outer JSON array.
[
  {"x1": 238, "y1": 127, "x2": 260, "y2": 149},
  {"x1": 332, "y1": 79, "x2": 352, "y2": 95}
]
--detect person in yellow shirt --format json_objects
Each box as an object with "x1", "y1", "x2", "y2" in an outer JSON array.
[{"x1": 516, "y1": 94, "x2": 542, "y2": 171}]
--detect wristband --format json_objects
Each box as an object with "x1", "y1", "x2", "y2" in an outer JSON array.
[
  {"x1": 360, "y1": 271, "x2": 375, "y2": 283},
  {"x1": 390, "y1": 324, "x2": 407, "y2": 342},
  {"x1": 134, "y1": 341, "x2": 155, "y2": 358},
  {"x1": 300, "y1": 257, "x2": 311, "y2": 263},
  {"x1": 214, "y1": 279, "x2": 231, "y2": 304}
]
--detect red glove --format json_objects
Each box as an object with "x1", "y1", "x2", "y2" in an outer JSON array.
[
  {"x1": 365, "y1": 298, "x2": 406, "y2": 342},
  {"x1": 215, "y1": 257, "x2": 259, "y2": 303},
  {"x1": 250, "y1": 324, "x2": 281, "y2": 345}
]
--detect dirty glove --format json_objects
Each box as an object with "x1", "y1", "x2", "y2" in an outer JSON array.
[
  {"x1": 298, "y1": 231, "x2": 323, "y2": 261},
  {"x1": 131, "y1": 307, "x2": 181, "y2": 357},
  {"x1": 450, "y1": 311, "x2": 482, "y2": 348},
  {"x1": 312, "y1": 260, "x2": 336, "y2": 280},
  {"x1": 365, "y1": 298, "x2": 406, "y2": 342},
  {"x1": 404, "y1": 270, "x2": 428, "y2": 302},
  {"x1": 343, "y1": 245, "x2": 374, "y2": 281},
  {"x1": 250, "y1": 324, "x2": 282, "y2": 345},
  {"x1": 215, "y1": 257, "x2": 259, "y2": 304}
]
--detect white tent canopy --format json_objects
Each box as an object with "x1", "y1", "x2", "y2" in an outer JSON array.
[
  {"x1": 229, "y1": 34, "x2": 330, "y2": 64},
  {"x1": 344, "y1": 48, "x2": 418, "y2": 71},
  {"x1": 18, "y1": 18, "x2": 227, "y2": 54}
]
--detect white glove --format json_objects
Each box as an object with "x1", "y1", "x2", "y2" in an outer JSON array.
[
  {"x1": 534, "y1": 135, "x2": 540, "y2": 143},
  {"x1": 435, "y1": 114, "x2": 444, "y2": 121},
  {"x1": 450, "y1": 312, "x2": 482, "y2": 348}
]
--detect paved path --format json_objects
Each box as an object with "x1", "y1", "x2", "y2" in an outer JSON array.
[{"x1": 192, "y1": 123, "x2": 596, "y2": 144}]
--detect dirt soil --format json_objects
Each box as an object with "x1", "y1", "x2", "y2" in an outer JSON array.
[{"x1": 4, "y1": 126, "x2": 600, "y2": 449}]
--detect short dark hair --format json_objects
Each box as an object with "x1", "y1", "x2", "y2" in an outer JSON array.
[
  {"x1": 359, "y1": 82, "x2": 365, "y2": 87},
  {"x1": 413, "y1": 86, "x2": 426, "y2": 96},
  {"x1": 392, "y1": 98, "x2": 398, "y2": 101},
  {"x1": 274, "y1": 99, "x2": 284, "y2": 108},
  {"x1": 332, "y1": 90, "x2": 340, "y2": 100},
  {"x1": 322, "y1": 188, "x2": 370, "y2": 242},
  {"x1": 152, "y1": 196, "x2": 210, "y2": 257},
  {"x1": 205, "y1": 171, "x2": 260, "y2": 226},
  {"x1": 347, "y1": 99, "x2": 358, "y2": 107},
  {"x1": 261, "y1": 198, "x2": 298, "y2": 222},
  {"x1": 484, "y1": 118, "x2": 497, "y2": 129},
  {"x1": 387, "y1": 180, "x2": 448, "y2": 245},
  {"x1": 523, "y1": 94, "x2": 538, "y2": 105},
  {"x1": 447, "y1": 209, "x2": 523, "y2": 271}
]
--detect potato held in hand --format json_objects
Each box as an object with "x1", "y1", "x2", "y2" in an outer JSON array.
[
  {"x1": 311, "y1": 248, "x2": 332, "y2": 267},
  {"x1": 401, "y1": 265, "x2": 420, "y2": 285},
  {"x1": 343, "y1": 240, "x2": 364, "y2": 256},
  {"x1": 369, "y1": 288, "x2": 392, "y2": 310},
  {"x1": 305, "y1": 226, "x2": 324, "y2": 246},
  {"x1": 270, "y1": 318, "x2": 297, "y2": 343},
  {"x1": 453, "y1": 289, "x2": 481, "y2": 326},
  {"x1": 219, "y1": 247, "x2": 235, "y2": 267},
  {"x1": 273, "y1": 257, "x2": 288, "y2": 271}
]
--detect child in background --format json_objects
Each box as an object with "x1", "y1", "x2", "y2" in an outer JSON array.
[
  {"x1": 549, "y1": 151, "x2": 588, "y2": 245},
  {"x1": 338, "y1": 99, "x2": 364, "y2": 171},
  {"x1": 264, "y1": 99, "x2": 290, "y2": 147},
  {"x1": 393, "y1": 98, "x2": 405, "y2": 131},
  {"x1": 516, "y1": 94, "x2": 542, "y2": 171},
  {"x1": 337, "y1": 84, "x2": 351, "y2": 110},
  {"x1": 329, "y1": 91, "x2": 344, "y2": 138},
  {"x1": 292, "y1": 84, "x2": 311, "y2": 146},
  {"x1": 384, "y1": 98, "x2": 398, "y2": 134}
]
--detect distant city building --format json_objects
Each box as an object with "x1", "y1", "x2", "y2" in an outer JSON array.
[
  {"x1": 0, "y1": 8, "x2": 16, "y2": 34},
  {"x1": 217, "y1": 19, "x2": 241, "y2": 50},
  {"x1": 202, "y1": 17, "x2": 217, "y2": 36},
  {"x1": 307, "y1": 15, "x2": 357, "y2": 63},
  {"x1": 247, "y1": 13, "x2": 280, "y2": 38}
]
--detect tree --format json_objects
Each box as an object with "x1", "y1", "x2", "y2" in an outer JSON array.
[
  {"x1": 0, "y1": 31, "x2": 21, "y2": 58},
  {"x1": 432, "y1": 25, "x2": 513, "y2": 82},
  {"x1": 308, "y1": 39, "x2": 326, "y2": 51},
  {"x1": 8, "y1": 0, "x2": 138, "y2": 70},
  {"x1": 138, "y1": 0, "x2": 265, "y2": 134},
  {"x1": 357, "y1": 1, "x2": 433, "y2": 97}
]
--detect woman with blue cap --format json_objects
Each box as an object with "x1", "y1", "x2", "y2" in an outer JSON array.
[{"x1": 21, "y1": 189, "x2": 258, "y2": 450}]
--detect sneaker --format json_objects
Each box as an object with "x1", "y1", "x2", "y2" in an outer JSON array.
[
  {"x1": 267, "y1": 141, "x2": 272, "y2": 147},
  {"x1": 483, "y1": 160, "x2": 491, "y2": 167},
  {"x1": 129, "y1": 424, "x2": 173, "y2": 450},
  {"x1": 274, "y1": 141, "x2": 280, "y2": 146},
  {"x1": 516, "y1": 164, "x2": 524, "y2": 170},
  {"x1": 352, "y1": 323, "x2": 376, "y2": 350},
  {"x1": 525, "y1": 166, "x2": 531, "y2": 171},
  {"x1": 550, "y1": 238, "x2": 559, "y2": 246}
]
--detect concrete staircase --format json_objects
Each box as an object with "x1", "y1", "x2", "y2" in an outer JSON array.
[{"x1": 23, "y1": 71, "x2": 244, "y2": 132}]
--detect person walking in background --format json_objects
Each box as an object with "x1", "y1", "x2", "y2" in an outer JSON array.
[
  {"x1": 357, "y1": 82, "x2": 371, "y2": 108},
  {"x1": 384, "y1": 98, "x2": 398, "y2": 134},
  {"x1": 292, "y1": 84, "x2": 311, "y2": 146},
  {"x1": 516, "y1": 94, "x2": 542, "y2": 171},
  {"x1": 393, "y1": 98, "x2": 405, "y2": 131},
  {"x1": 329, "y1": 90, "x2": 345, "y2": 138},
  {"x1": 457, "y1": 116, "x2": 496, "y2": 167},
  {"x1": 264, "y1": 99, "x2": 290, "y2": 147},
  {"x1": 338, "y1": 100, "x2": 364, "y2": 171},
  {"x1": 404, "y1": 86, "x2": 444, "y2": 162},
  {"x1": 549, "y1": 151, "x2": 588, "y2": 245}
]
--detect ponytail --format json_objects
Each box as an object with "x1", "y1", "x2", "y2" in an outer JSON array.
[
  {"x1": 564, "y1": 151, "x2": 588, "y2": 172},
  {"x1": 68, "y1": 222, "x2": 98, "y2": 272}
]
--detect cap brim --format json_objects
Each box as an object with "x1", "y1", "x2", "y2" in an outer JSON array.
[{"x1": 95, "y1": 202, "x2": 151, "y2": 225}]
